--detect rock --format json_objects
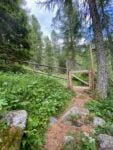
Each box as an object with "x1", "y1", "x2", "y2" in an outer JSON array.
[
  {"x1": 63, "y1": 121, "x2": 72, "y2": 126},
  {"x1": 61, "y1": 107, "x2": 89, "y2": 122},
  {"x1": 97, "y1": 134, "x2": 113, "y2": 150},
  {"x1": 93, "y1": 117, "x2": 105, "y2": 127},
  {"x1": 64, "y1": 136, "x2": 74, "y2": 144},
  {"x1": 0, "y1": 110, "x2": 27, "y2": 150},
  {"x1": 72, "y1": 120, "x2": 83, "y2": 127},
  {"x1": 6, "y1": 110, "x2": 27, "y2": 129},
  {"x1": 49, "y1": 117, "x2": 57, "y2": 125}
]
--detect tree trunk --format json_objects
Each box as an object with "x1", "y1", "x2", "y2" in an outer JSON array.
[
  {"x1": 70, "y1": 40, "x2": 76, "y2": 69},
  {"x1": 108, "y1": 34, "x2": 113, "y2": 70},
  {"x1": 88, "y1": 0, "x2": 108, "y2": 99},
  {"x1": 110, "y1": 47, "x2": 113, "y2": 70}
]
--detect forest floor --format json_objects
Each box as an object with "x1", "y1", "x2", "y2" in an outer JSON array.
[{"x1": 44, "y1": 86, "x2": 92, "y2": 150}]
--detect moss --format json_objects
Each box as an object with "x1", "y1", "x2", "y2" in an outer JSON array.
[{"x1": 0, "y1": 126, "x2": 23, "y2": 150}]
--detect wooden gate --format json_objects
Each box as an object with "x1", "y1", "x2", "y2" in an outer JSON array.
[{"x1": 67, "y1": 45, "x2": 95, "y2": 90}]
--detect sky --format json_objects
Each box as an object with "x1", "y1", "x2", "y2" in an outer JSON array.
[
  {"x1": 26, "y1": 0, "x2": 56, "y2": 37},
  {"x1": 26, "y1": 0, "x2": 113, "y2": 44}
]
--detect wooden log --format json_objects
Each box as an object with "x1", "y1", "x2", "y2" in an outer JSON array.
[
  {"x1": 72, "y1": 74, "x2": 89, "y2": 86},
  {"x1": 71, "y1": 70, "x2": 89, "y2": 74}
]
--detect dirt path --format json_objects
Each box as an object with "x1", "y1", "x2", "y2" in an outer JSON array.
[{"x1": 44, "y1": 87, "x2": 92, "y2": 150}]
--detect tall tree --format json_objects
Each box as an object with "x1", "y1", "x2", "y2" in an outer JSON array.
[
  {"x1": 51, "y1": 30, "x2": 59, "y2": 54},
  {"x1": 99, "y1": 0, "x2": 113, "y2": 70},
  {"x1": 30, "y1": 15, "x2": 43, "y2": 64},
  {"x1": 44, "y1": 36, "x2": 54, "y2": 72},
  {"x1": 49, "y1": 1, "x2": 81, "y2": 70},
  {"x1": 51, "y1": 30, "x2": 60, "y2": 70},
  {"x1": 88, "y1": 0, "x2": 108, "y2": 98}
]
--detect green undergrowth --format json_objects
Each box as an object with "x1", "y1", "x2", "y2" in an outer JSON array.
[
  {"x1": 61, "y1": 132, "x2": 96, "y2": 150},
  {"x1": 86, "y1": 96, "x2": 113, "y2": 123},
  {"x1": 86, "y1": 80, "x2": 113, "y2": 122},
  {"x1": 86, "y1": 83, "x2": 113, "y2": 137},
  {"x1": 0, "y1": 72, "x2": 73, "y2": 149},
  {"x1": 0, "y1": 64, "x2": 28, "y2": 73}
]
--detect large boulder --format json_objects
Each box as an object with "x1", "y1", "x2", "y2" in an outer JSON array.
[
  {"x1": 0, "y1": 110, "x2": 27, "y2": 150},
  {"x1": 97, "y1": 134, "x2": 113, "y2": 150},
  {"x1": 61, "y1": 107, "x2": 89, "y2": 122},
  {"x1": 92, "y1": 117, "x2": 105, "y2": 127}
]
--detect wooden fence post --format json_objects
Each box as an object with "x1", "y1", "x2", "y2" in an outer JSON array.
[
  {"x1": 67, "y1": 69, "x2": 73, "y2": 90},
  {"x1": 89, "y1": 44, "x2": 95, "y2": 90},
  {"x1": 66, "y1": 60, "x2": 73, "y2": 90},
  {"x1": 33, "y1": 64, "x2": 36, "y2": 71}
]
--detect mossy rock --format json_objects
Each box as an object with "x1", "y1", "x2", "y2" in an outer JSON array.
[
  {"x1": 0, "y1": 110, "x2": 27, "y2": 150},
  {"x1": 0, "y1": 126, "x2": 23, "y2": 150}
]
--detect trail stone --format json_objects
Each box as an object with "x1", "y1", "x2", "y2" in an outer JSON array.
[
  {"x1": 6, "y1": 110, "x2": 27, "y2": 129},
  {"x1": 93, "y1": 117, "x2": 105, "y2": 127},
  {"x1": 97, "y1": 134, "x2": 113, "y2": 150},
  {"x1": 61, "y1": 107, "x2": 89, "y2": 122},
  {"x1": 49, "y1": 117, "x2": 57, "y2": 125},
  {"x1": 64, "y1": 136, "x2": 74, "y2": 144},
  {"x1": 0, "y1": 110, "x2": 27, "y2": 150}
]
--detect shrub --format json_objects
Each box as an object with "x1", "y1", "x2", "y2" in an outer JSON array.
[{"x1": 0, "y1": 64, "x2": 27, "y2": 73}]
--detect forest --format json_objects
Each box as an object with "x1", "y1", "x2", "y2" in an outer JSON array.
[{"x1": 0, "y1": 0, "x2": 113, "y2": 150}]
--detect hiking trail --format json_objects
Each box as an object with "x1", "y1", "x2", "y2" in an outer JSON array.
[{"x1": 44, "y1": 87, "x2": 93, "y2": 150}]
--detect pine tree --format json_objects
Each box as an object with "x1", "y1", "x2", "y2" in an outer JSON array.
[
  {"x1": 30, "y1": 15, "x2": 43, "y2": 64},
  {"x1": 44, "y1": 36, "x2": 54, "y2": 72},
  {"x1": 0, "y1": 0, "x2": 30, "y2": 63},
  {"x1": 53, "y1": 2, "x2": 80, "y2": 70}
]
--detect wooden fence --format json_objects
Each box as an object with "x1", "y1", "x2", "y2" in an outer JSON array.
[{"x1": 26, "y1": 45, "x2": 95, "y2": 91}]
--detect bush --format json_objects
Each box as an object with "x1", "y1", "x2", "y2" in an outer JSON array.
[
  {"x1": 0, "y1": 64, "x2": 27, "y2": 73},
  {"x1": 0, "y1": 73, "x2": 73, "y2": 149}
]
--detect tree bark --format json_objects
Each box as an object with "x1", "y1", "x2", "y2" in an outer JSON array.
[
  {"x1": 88, "y1": 0, "x2": 108, "y2": 98},
  {"x1": 110, "y1": 47, "x2": 113, "y2": 70},
  {"x1": 108, "y1": 34, "x2": 113, "y2": 70}
]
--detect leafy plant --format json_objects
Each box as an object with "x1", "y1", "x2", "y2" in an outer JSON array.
[
  {"x1": 95, "y1": 123, "x2": 113, "y2": 136},
  {"x1": 86, "y1": 99, "x2": 113, "y2": 122},
  {"x1": 0, "y1": 98, "x2": 8, "y2": 111},
  {"x1": 0, "y1": 72, "x2": 73, "y2": 149}
]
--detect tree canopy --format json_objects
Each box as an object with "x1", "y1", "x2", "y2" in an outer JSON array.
[{"x1": 0, "y1": 0, "x2": 30, "y2": 63}]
